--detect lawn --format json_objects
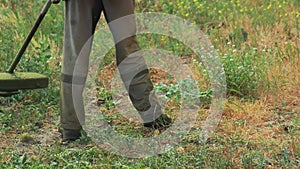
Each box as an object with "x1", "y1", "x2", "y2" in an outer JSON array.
[{"x1": 0, "y1": 0, "x2": 299, "y2": 168}]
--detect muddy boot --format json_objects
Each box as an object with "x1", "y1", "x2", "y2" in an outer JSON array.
[
  {"x1": 61, "y1": 129, "x2": 82, "y2": 142},
  {"x1": 143, "y1": 114, "x2": 172, "y2": 130}
]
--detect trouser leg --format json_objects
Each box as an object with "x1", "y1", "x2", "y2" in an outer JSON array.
[
  {"x1": 102, "y1": 0, "x2": 162, "y2": 123},
  {"x1": 60, "y1": 0, "x2": 102, "y2": 130}
]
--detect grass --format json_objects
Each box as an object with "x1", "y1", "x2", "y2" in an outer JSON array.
[{"x1": 1, "y1": 0, "x2": 300, "y2": 168}]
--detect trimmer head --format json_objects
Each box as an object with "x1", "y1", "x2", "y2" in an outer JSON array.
[{"x1": 0, "y1": 72, "x2": 48, "y2": 97}]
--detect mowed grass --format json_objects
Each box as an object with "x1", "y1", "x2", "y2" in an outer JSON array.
[{"x1": 0, "y1": 0, "x2": 300, "y2": 168}]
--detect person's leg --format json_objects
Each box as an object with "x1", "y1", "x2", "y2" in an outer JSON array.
[
  {"x1": 61, "y1": 0, "x2": 102, "y2": 140},
  {"x1": 102, "y1": 0, "x2": 171, "y2": 126}
]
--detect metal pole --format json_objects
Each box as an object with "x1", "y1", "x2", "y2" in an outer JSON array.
[{"x1": 7, "y1": 0, "x2": 53, "y2": 73}]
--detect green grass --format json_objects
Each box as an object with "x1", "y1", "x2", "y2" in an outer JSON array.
[{"x1": 1, "y1": 0, "x2": 300, "y2": 168}]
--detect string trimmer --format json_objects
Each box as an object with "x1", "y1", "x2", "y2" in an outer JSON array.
[{"x1": 0, "y1": 0, "x2": 60, "y2": 97}]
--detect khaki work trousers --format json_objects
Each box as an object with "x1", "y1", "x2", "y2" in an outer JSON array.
[{"x1": 60, "y1": 0, "x2": 162, "y2": 130}]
